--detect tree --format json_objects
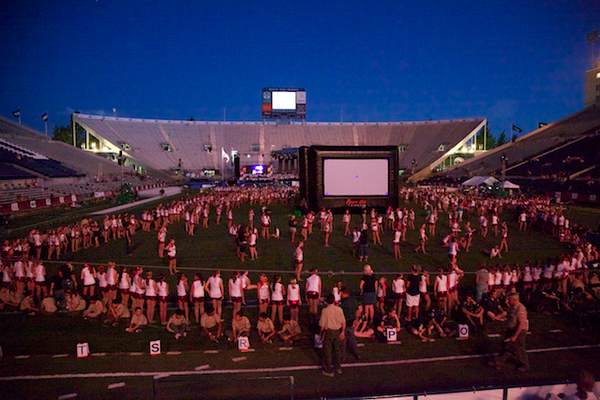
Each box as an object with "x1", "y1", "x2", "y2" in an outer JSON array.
[
  {"x1": 52, "y1": 123, "x2": 86, "y2": 147},
  {"x1": 496, "y1": 131, "x2": 508, "y2": 146},
  {"x1": 476, "y1": 127, "x2": 496, "y2": 150}
]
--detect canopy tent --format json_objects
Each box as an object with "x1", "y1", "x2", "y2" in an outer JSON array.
[
  {"x1": 502, "y1": 180, "x2": 520, "y2": 189},
  {"x1": 461, "y1": 176, "x2": 498, "y2": 187}
]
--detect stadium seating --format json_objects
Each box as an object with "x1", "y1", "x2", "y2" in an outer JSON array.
[
  {"x1": 74, "y1": 114, "x2": 485, "y2": 175},
  {"x1": 0, "y1": 147, "x2": 81, "y2": 178},
  {"x1": 0, "y1": 162, "x2": 36, "y2": 180},
  {"x1": 0, "y1": 116, "x2": 132, "y2": 179},
  {"x1": 507, "y1": 135, "x2": 600, "y2": 178},
  {"x1": 445, "y1": 106, "x2": 600, "y2": 179}
]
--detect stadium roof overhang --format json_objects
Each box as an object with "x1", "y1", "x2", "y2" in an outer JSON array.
[{"x1": 408, "y1": 118, "x2": 487, "y2": 182}]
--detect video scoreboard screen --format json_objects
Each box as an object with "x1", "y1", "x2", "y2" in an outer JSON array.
[{"x1": 262, "y1": 88, "x2": 306, "y2": 119}]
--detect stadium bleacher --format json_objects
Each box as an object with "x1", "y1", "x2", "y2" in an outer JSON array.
[
  {"x1": 73, "y1": 114, "x2": 485, "y2": 176},
  {"x1": 506, "y1": 134, "x2": 600, "y2": 179},
  {"x1": 0, "y1": 148, "x2": 81, "y2": 178},
  {"x1": 445, "y1": 106, "x2": 600, "y2": 179},
  {"x1": 0, "y1": 116, "x2": 133, "y2": 179},
  {"x1": 0, "y1": 162, "x2": 36, "y2": 181}
]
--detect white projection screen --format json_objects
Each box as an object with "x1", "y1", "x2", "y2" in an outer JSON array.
[
  {"x1": 272, "y1": 91, "x2": 296, "y2": 110},
  {"x1": 323, "y1": 159, "x2": 389, "y2": 196}
]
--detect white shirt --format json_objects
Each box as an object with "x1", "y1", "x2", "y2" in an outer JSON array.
[
  {"x1": 392, "y1": 278, "x2": 405, "y2": 294},
  {"x1": 436, "y1": 275, "x2": 448, "y2": 292},
  {"x1": 81, "y1": 267, "x2": 96, "y2": 286},
  {"x1": 287, "y1": 284, "x2": 300, "y2": 301},
  {"x1": 306, "y1": 274, "x2": 320, "y2": 293},
  {"x1": 271, "y1": 282, "x2": 284, "y2": 301},
  {"x1": 258, "y1": 282, "x2": 269, "y2": 300},
  {"x1": 118, "y1": 272, "x2": 130, "y2": 290},
  {"x1": 207, "y1": 276, "x2": 222, "y2": 298},
  {"x1": 157, "y1": 281, "x2": 168, "y2": 297},
  {"x1": 144, "y1": 279, "x2": 156, "y2": 296},
  {"x1": 176, "y1": 280, "x2": 187, "y2": 296},
  {"x1": 229, "y1": 277, "x2": 242, "y2": 297},
  {"x1": 97, "y1": 272, "x2": 108, "y2": 288}
]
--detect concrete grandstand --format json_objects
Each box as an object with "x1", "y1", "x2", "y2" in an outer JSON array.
[
  {"x1": 0, "y1": 115, "x2": 169, "y2": 211},
  {"x1": 72, "y1": 113, "x2": 487, "y2": 181},
  {"x1": 441, "y1": 105, "x2": 600, "y2": 201}
]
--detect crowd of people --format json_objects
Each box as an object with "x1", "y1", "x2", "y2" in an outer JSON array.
[{"x1": 1, "y1": 185, "x2": 600, "y2": 377}]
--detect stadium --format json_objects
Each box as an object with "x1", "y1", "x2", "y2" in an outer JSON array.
[{"x1": 2, "y1": 67, "x2": 600, "y2": 399}]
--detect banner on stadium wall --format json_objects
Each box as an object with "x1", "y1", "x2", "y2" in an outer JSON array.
[
  {"x1": 547, "y1": 191, "x2": 599, "y2": 204},
  {"x1": 1, "y1": 195, "x2": 82, "y2": 215}
]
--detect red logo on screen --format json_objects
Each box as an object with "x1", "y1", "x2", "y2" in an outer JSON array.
[{"x1": 346, "y1": 199, "x2": 367, "y2": 207}]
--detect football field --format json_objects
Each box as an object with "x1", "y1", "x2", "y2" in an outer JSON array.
[{"x1": 1, "y1": 190, "x2": 599, "y2": 399}]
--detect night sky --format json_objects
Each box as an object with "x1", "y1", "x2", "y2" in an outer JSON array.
[{"x1": 1, "y1": 0, "x2": 599, "y2": 137}]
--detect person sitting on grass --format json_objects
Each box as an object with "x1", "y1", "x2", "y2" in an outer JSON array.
[
  {"x1": 227, "y1": 310, "x2": 251, "y2": 343},
  {"x1": 105, "y1": 299, "x2": 130, "y2": 327},
  {"x1": 19, "y1": 291, "x2": 38, "y2": 315},
  {"x1": 201, "y1": 306, "x2": 222, "y2": 342},
  {"x1": 166, "y1": 308, "x2": 189, "y2": 339},
  {"x1": 278, "y1": 315, "x2": 301, "y2": 345},
  {"x1": 65, "y1": 289, "x2": 86, "y2": 314},
  {"x1": 126, "y1": 307, "x2": 148, "y2": 333},
  {"x1": 83, "y1": 295, "x2": 104, "y2": 322},
  {"x1": 40, "y1": 294, "x2": 58, "y2": 315},
  {"x1": 426, "y1": 301, "x2": 450, "y2": 338},
  {"x1": 406, "y1": 315, "x2": 435, "y2": 342},
  {"x1": 353, "y1": 303, "x2": 375, "y2": 338},
  {"x1": 0, "y1": 287, "x2": 21, "y2": 311},
  {"x1": 484, "y1": 289, "x2": 507, "y2": 322},
  {"x1": 461, "y1": 294, "x2": 484, "y2": 327},
  {"x1": 487, "y1": 246, "x2": 502, "y2": 259},
  {"x1": 257, "y1": 312, "x2": 276, "y2": 343},
  {"x1": 377, "y1": 308, "x2": 401, "y2": 338}
]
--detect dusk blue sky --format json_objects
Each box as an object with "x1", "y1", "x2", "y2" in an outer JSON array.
[{"x1": 1, "y1": 0, "x2": 599, "y2": 137}]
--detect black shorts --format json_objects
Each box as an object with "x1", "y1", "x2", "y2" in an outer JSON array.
[
  {"x1": 158, "y1": 296, "x2": 168, "y2": 303},
  {"x1": 231, "y1": 296, "x2": 242, "y2": 303},
  {"x1": 306, "y1": 291, "x2": 319, "y2": 299},
  {"x1": 259, "y1": 298, "x2": 269, "y2": 304},
  {"x1": 177, "y1": 295, "x2": 187, "y2": 303},
  {"x1": 145, "y1": 295, "x2": 156, "y2": 301},
  {"x1": 192, "y1": 296, "x2": 204, "y2": 303},
  {"x1": 271, "y1": 300, "x2": 284, "y2": 306}
]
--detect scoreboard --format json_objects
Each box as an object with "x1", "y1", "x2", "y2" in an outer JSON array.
[{"x1": 262, "y1": 88, "x2": 306, "y2": 119}]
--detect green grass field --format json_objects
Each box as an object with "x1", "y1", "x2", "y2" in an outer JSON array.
[{"x1": 1, "y1": 190, "x2": 600, "y2": 400}]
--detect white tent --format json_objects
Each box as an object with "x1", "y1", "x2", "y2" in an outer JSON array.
[
  {"x1": 461, "y1": 176, "x2": 498, "y2": 187},
  {"x1": 502, "y1": 180, "x2": 520, "y2": 189}
]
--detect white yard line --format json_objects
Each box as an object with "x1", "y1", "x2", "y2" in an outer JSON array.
[{"x1": 1, "y1": 343, "x2": 599, "y2": 382}]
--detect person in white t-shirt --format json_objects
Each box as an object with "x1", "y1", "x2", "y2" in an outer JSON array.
[{"x1": 205, "y1": 271, "x2": 224, "y2": 318}]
